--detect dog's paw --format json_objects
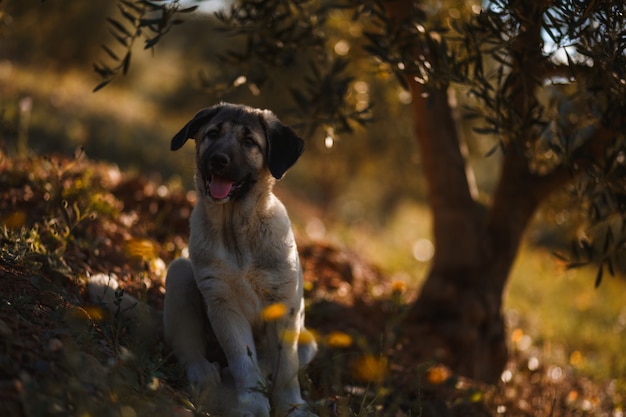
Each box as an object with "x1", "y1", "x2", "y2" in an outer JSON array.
[
  {"x1": 297, "y1": 334, "x2": 318, "y2": 366},
  {"x1": 186, "y1": 359, "x2": 221, "y2": 387},
  {"x1": 237, "y1": 389, "x2": 271, "y2": 417}
]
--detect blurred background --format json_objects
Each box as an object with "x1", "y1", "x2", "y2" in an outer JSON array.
[{"x1": 0, "y1": 0, "x2": 503, "y2": 276}]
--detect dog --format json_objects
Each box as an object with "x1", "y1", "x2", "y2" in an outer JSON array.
[
  {"x1": 88, "y1": 103, "x2": 317, "y2": 416},
  {"x1": 163, "y1": 103, "x2": 317, "y2": 417}
]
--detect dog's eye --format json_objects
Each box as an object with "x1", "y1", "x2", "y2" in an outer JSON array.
[
  {"x1": 243, "y1": 136, "x2": 257, "y2": 148},
  {"x1": 205, "y1": 129, "x2": 219, "y2": 140}
]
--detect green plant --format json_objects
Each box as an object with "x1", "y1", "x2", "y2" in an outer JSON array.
[{"x1": 94, "y1": 0, "x2": 199, "y2": 92}]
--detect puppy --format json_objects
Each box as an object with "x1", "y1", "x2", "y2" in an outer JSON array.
[{"x1": 164, "y1": 103, "x2": 317, "y2": 417}]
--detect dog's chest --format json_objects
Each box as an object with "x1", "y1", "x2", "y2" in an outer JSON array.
[
  {"x1": 194, "y1": 251, "x2": 295, "y2": 324},
  {"x1": 191, "y1": 230, "x2": 295, "y2": 312},
  {"x1": 189, "y1": 199, "x2": 297, "y2": 319}
]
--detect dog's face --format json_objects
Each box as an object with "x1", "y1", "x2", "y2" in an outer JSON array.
[{"x1": 171, "y1": 103, "x2": 304, "y2": 203}]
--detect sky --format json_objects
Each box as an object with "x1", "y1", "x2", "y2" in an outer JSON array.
[{"x1": 179, "y1": 0, "x2": 231, "y2": 14}]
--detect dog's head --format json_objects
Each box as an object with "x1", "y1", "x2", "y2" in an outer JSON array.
[{"x1": 171, "y1": 103, "x2": 304, "y2": 203}]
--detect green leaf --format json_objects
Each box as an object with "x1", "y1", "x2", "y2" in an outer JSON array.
[
  {"x1": 178, "y1": 5, "x2": 198, "y2": 14},
  {"x1": 93, "y1": 62, "x2": 113, "y2": 78},
  {"x1": 139, "y1": 18, "x2": 164, "y2": 28},
  {"x1": 109, "y1": 29, "x2": 129, "y2": 47},
  {"x1": 120, "y1": 0, "x2": 143, "y2": 13},
  {"x1": 581, "y1": 238, "x2": 594, "y2": 259},
  {"x1": 472, "y1": 126, "x2": 496, "y2": 135},
  {"x1": 144, "y1": 35, "x2": 161, "y2": 49},
  {"x1": 117, "y1": 5, "x2": 138, "y2": 25},
  {"x1": 594, "y1": 264, "x2": 603, "y2": 288},
  {"x1": 100, "y1": 44, "x2": 119, "y2": 61},
  {"x1": 484, "y1": 144, "x2": 499, "y2": 157},
  {"x1": 93, "y1": 79, "x2": 112, "y2": 93},
  {"x1": 107, "y1": 17, "x2": 132, "y2": 38},
  {"x1": 603, "y1": 226, "x2": 614, "y2": 254},
  {"x1": 607, "y1": 258, "x2": 615, "y2": 276},
  {"x1": 552, "y1": 251, "x2": 569, "y2": 262},
  {"x1": 393, "y1": 70, "x2": 409, "y2": 91},
  {"x1": 139, "y1": 0, "x2": 166, "y2": 11},
  {"x1": 122, "y1": 52, "x2": 132, "y2": 75}
]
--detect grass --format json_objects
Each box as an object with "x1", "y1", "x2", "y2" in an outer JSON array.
[
  {"x1": 506, "y1": 244, "x2": 626, "y2": 384},
  {"x1": 312, "y1": 194, "x2": 626, "y2": 387},
  {"x1": 297, "y1": 196, "x2": 626, "y2": 416},
  {"x1": 331, "y1": 200, "x2": 626, "y2": 387}
]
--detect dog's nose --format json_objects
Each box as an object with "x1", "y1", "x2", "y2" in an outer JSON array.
[{"x1": 209, "y1": 153, "x2": 230, "y2": 169}]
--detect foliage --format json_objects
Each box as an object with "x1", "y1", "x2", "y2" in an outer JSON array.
[
  {"x1": 96, "y1": 0, "x2": 375, "y2": 136},
  {"x1": 211, "y1": 0, "x2": 374, "y2": 136},
  {"x1": 362, "y1": 0, "x2": 626, "y2": 282},
  {"x1": 94, "y1": 0, "x2": 199, "y2": 92},
  {"x1": 0, "y1": 151, "x2": 186, "y2": 417}
]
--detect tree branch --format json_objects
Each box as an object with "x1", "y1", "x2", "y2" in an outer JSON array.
[
  {"x1": 484, "y1": 0, "x2": 553, "y2": 290},
  {"x1": 540, "y1": 63, "x2": 593, "y2": 81},
  {"x1": 385, "y1": 0, "x2": 485, "y2": 269},
  {"x1": 533, "y1": 125, "x2": 616, "y2": 201}
]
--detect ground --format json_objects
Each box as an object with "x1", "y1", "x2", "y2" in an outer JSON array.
[{"x1": 0, "y1": 150, "x2": 621, "y2": 417}]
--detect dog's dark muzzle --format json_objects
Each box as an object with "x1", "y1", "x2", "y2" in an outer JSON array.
[
  {"x1": 200, "y1": 151, "x2": 254, "y2": 202},
  {"x1": 208, "y1": 152, "x2": 230, "y2": 171}
]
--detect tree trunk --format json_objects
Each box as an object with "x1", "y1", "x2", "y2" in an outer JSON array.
[
  {"x1": 384, "y1": 0, "x2": 555, "y2": 383},
  {"x1": 401, "y1": 150, "x2": 545, "y2": 383}
]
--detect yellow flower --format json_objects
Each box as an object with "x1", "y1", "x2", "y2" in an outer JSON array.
[
  {"x1": 261, "y1": 303, "x2": 287, "y2": 321},
  {"x1": 391, "y1": 280, "x2": 406, "y2": 294},
  {"x1": 426, "y1": 365, "x2": 451, "y2": 385},
  {"x1": 326, "y1": 331, "x2": 353, "y2": 348},
  {"x1": 570, "y1": 350, "x2": 583, "y2": 367},
  {"x1": 298, "y1": 328, "x2": 318, "y2": 345},
  {"x1": 65, "y1": 306, "x2": 99, "y2": 323},
  {"x1": 566, "y1": 390, "x2": 579, "y2": 403},
  {"x1": 281, "y1": 328, "x2": 319, "y2": 345},
  {"x1": 83, "y1": 306, "x2": 105, "y2": 321},
  {"x1": 352, "y1": 355, "x2": 388, "y2": 383},
  {"x1": 469, "y1": 391, "x2": 484, "y2": 403},
  {"x1": 125, "y1": 238, "x2": 157, "y2": 260}
]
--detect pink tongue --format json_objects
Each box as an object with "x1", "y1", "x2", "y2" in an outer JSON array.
[{"x1": 209, "y1": 177, "x2": 234, "y2": 199}]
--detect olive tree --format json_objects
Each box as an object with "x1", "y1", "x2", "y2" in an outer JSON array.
[{"x1": 97, "y1": 0, "x2": 626, "y2": 382}]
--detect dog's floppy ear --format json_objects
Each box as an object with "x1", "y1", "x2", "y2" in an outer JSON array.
[
  {"x1": 171, "y1": 106, "x2": 221, "y2": 151},
  {"x1": 262, "y1": 113, "x2": 304, "y2": 179}
]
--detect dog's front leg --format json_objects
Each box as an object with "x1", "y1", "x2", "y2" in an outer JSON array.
[
  {"x1": 205, "y1": 301, "x2": 271, "y2": 417},
  {"x1": 267, "y1": 312, "x2": 316, "y2": 417},
  {"x1": 164, "y1": 259, "x2": 222, "y2": 387}
]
